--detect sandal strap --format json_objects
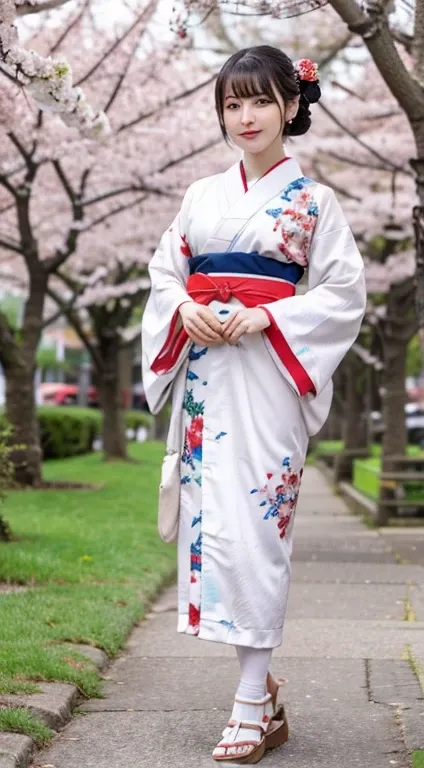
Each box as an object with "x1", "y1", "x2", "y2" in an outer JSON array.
[
  {"x1": 234, "y1": 692, "x2": 272, "y2": 706},
  {"x1": 227, "y1": 720, "x2": 265, "y2": 734}
]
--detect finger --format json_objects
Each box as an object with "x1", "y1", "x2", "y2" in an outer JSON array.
[
  {"x1": 190, "y1": 316, "x2": 221, "y2": 341},
  {"x1": 227, "y1": 321, "x2": 248, "y2": 345},
  {"x1": 188, "y1": 331, "x2": 210, "y2": 345},
  {"x1": 222, "y1": 316, "x2": 244, "y2": 342},
  {"x1": 221, "y1": 312, "x2": 240, "y2": 333},
  {"x1": 198, "y1": 307, "x2": 223, "y2": 334}
]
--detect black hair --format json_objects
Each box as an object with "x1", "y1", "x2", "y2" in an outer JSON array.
[{"x1": 215, "y1": 45, "x2": 321, "y2": 142}]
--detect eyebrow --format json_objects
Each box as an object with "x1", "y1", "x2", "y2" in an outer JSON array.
[{"x1": 225, "y1": 94, "x2": 237, "y2": 100}]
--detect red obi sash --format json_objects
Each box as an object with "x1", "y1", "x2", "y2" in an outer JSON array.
[
  {"x1": 150, "y1": 273, "x2": 315, "y2": 397},
  {"x1": 186, "y1": 273, "x2": 295, "y2": 306}
]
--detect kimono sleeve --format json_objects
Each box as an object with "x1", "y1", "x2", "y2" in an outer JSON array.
[
  {"x1": 260, "y1": 186, "x2": 366, "y2": 399},
  {"x1": 141, "y1": 185, "x2": 196, "y2": 414}
]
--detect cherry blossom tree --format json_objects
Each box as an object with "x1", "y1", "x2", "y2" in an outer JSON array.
[
  {"x1": 0, "y1": 1, "x2": 228, "y2": 483},
  {"x1": 0, "y1": 0, "x2": 112, "y2": 138},
  {"x1": 295, "y1": 60, "x2": 417, "y2": 498},
  {"x1": 172, "y1": 0, "x2": 424, "y2": 359}
]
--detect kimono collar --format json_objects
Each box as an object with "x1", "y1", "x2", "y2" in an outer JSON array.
[{"x1": 222, "y1": 157, "x2": 304, "y2": 220}]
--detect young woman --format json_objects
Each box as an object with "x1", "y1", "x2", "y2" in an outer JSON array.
[{"x1": 142, "y1": 45, "x2": 366, "y2": 764}]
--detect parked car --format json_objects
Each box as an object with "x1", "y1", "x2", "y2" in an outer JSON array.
[
  {"x1": 371, "y1": 402, "x2": 424, "y2": 445},
  {"x1": 39, "y1": 383, "x2": 99, "y2": 407}
]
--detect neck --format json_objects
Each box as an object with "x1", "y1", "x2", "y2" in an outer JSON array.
[{"x1": 242, "y1": 140, "x2": 286, "y2": 182}]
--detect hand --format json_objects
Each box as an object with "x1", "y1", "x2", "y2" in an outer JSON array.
[
  {"x1": 179, "y1": 302, "x2": 224, "y2": 346},
  {"x1": 221, "y1": 307, "x2": 271, "y2": 345}
]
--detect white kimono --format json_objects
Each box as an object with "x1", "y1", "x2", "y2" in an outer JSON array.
[{"x1": 142, "y1": 157, "x2": 366, "y2": 649}]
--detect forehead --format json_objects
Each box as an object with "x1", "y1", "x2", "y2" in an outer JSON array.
[{"x1": 223, "y1": 72, "x2": 273, "y2": 99}]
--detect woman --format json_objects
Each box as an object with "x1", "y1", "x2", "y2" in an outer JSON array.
[{"x1": 142, "y1": 45, "x2": 366, "y2": 764}]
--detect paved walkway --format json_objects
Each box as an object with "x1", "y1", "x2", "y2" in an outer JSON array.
[{"x1": 32, "y1": 467, "x2": 424, "y2": 768}]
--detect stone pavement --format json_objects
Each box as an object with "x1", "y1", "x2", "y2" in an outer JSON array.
[{"x1": 32, "y1": 467, "x2": 424, "y2": 768}]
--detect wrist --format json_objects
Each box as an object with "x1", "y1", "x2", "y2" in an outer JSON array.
[
  {"x1": 258, "y1": 307, "x2": 271, "y2": 328},
  {"x1": 178, "y1": 300, "x2": 192, "y2": 317}
]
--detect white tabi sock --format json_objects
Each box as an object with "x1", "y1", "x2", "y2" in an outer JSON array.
[{"x1": 236, "y1": 645, "x2": 273, "y2": 699}]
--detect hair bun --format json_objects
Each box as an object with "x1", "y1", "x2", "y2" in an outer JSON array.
[{"x1": 299, "y1": 79, "x2": 321, "y2": 104}]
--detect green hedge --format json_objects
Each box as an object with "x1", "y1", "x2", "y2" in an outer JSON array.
[
  {"x1": 1, "y1": 407, "x2": 153, "y2": 461},
  {"x1": 38, "y1": 407, "x2": 153, "y2": 460},
  {"x1": 38, "y1": 408, "x2": 99, "y2": 460}
]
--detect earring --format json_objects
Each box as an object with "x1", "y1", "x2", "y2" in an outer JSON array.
[{"x1": 288, "y1": 119, "x2": 293, "y2": 124}]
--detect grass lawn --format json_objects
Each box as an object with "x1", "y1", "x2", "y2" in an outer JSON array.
[
  {"x1": 0, "y1": 442, "x2": 175, "y2": 709},
  {"x1": 413, "y1": 752, "x2": 424, "y2": 768}
]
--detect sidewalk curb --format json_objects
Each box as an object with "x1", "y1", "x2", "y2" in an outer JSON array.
[
  {"x1": 0, "y1": 644, "x2": 108, "y2": 768},
  {"x1": 368, "y1": 659, "x2": 424, "y2": 751},
  {"x1": 0, "y1": 734, "x2": 33, "y2": 768}
]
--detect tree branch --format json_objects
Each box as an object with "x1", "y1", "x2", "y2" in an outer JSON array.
[
  {"x1": 52, "y1": 159, "x2": 76, "y2": 204},
  {"x1": 413, "y1": 0, "x2": 424, "y2": 88},
  {"x1": 47, "y1": 284, "x2": 103, "y2": 369},
  {"x1": 156, "y1": 137, "x2": 221, "y2": 175},
  {"x1": 0, "y1": 173, "x2": 18, "y2": 199},
  {"x1": 48, "y1": 0, "x2": 90, "y2": 55},
  {"x1": 389, "y1": 25, "x2": 413, "y2": 54},
  {"x1": 42, "y1": 280, "x2": 86, "y2": 329},
  {"x1": 318, "y1": 100, "x2": 413, "y2": 174},
  {"x1": 0, "y1": 235, "x2": 24, "y2": 254},
  {"x1": 82, "y1": 182, "x2": 174, "y2": 208},
  {"x1": 84, "y1": 193, "x2": 148, "y2": 231},
  {"x1": 16, "y1": 0, "x2": 73, "y2": 15},
  {"x1": 75, "y1": 0, "x2": 157, "y2": 88},
  {"x1": 104, "y1": 23, "x2": 146, "y2": 115},
  {"x1": 117, "y1": 74, "x2": 216, "y2": 134},
  {"x1": 329, "y1": 0, "x2": 424, "y2": 121},
  {"x1": 7, "y1": 131, "x2": 32, "y2": 165}
]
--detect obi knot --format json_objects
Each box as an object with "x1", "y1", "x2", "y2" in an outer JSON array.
[{"x1": 219, "y1": 282, "x2": 231, "y2": 302}]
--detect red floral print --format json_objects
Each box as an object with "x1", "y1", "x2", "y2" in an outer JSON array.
[{"x1": 180, "y1": 234, "x2": 192, "y2": 258}]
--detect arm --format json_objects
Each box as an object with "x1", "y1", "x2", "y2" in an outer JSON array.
[
  {"x1": 259, "y1": 186, "x2": 366, "y2": 397},
  {"x1": 141, "y1": 185, "x2": 196, "y2": 413}
]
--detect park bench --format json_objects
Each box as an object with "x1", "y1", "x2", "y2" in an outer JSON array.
[{"x1": 379, "y1": 455, "x2": 424, "y2": 518}]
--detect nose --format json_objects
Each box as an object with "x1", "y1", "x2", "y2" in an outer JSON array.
[{"x1": 240, "y1": 103, "x2": 255, "y2": 126}]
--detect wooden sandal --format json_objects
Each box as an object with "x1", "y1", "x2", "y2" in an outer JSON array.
[
  {"x1": 265, "y1": 704, "x2": 289, "y2": 750},
  {"x1": 212, "y1": 692, "x2": 273, "y2": 764},
  {"x1": 267, "y1": 673, "x2": 288, "y2": 713}
]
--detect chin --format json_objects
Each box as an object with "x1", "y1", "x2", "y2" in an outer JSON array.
[{"x1": 233, "y1": 139, "x2": 269, "y2": 154}]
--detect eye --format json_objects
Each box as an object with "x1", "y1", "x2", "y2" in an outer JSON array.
[
  {"x1": 225, "y1": 102, "x2": 240, "y2": 110},
  {"x1": 256, "y1": 97, "x2": 272, "y2": 105}
]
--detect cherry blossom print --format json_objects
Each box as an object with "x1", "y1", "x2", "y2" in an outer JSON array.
[
  {"x1": 266, "y1": 178, "x2": 319, "y2": 267},
  {"x1": 250, "y1": 457, "x2": 304, "y2": 540}
]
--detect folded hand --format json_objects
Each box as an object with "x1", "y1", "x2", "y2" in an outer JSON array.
[{"x1": 221, "y1": 307, "x2": 271, "y2": 345}]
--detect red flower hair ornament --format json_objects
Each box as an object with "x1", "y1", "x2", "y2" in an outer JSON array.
[
  {"x1": 294, "y1": 58, "x2": 319, "y2": 83},
  {"x1": 293, "y1": 58, "x2": 321, "y2": 105}
]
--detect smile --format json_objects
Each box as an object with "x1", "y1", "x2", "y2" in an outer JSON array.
[{"x1": 240, "y1": 130, "x2": 262, "y2": 138}]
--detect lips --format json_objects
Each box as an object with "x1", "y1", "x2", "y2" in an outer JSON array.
[{"x1": 240, "y1": 130, "x2": 261, "y2": 137}]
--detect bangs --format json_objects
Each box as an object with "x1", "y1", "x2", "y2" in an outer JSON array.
[{"x1": 226, "y1": 67, "x2": 276, "y2": 102}]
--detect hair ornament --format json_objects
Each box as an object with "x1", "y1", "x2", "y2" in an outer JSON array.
[{"x1": 294, "y1": 58, "x2": 319, "y2": 83}]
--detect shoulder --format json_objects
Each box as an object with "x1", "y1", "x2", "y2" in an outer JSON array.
[
  {"x1": 187, "y1": 173, "x2": 222, "y2": 199},
  {"x1": 304, "y1": 181, "x2": 348, "y2": 233}
]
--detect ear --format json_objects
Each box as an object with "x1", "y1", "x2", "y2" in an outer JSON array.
[{"x1": 285, "y1": 95, "x2": 300, "y2": 124}]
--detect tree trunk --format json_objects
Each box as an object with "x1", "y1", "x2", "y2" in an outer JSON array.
[
  {"x1": 5, "y1": 360, "x2": 42, "y2": 485},
  {"x1": 334, "y1": 358, "x2": 369, "y2": 483},
  {"x1": 381, "y1": 342, "x2": 407, "y2": 461},
  {"x1": 376, "y1": 340, "x2": 407, "y2": 526},
  {"x1": 411, "y1": 160, "x2": 424, "y2": 359},
  {"x1": 97, "y1": 335, "x2": 128, "y2": 461}
]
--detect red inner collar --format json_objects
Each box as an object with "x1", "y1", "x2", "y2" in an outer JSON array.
[{"x1": 239, "y1": 156, "x2": 291, "y2": 193}]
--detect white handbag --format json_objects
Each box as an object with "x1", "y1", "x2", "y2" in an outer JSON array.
[{"x1": 157, "y1": 367, "x2": 186, "y2": 544}]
